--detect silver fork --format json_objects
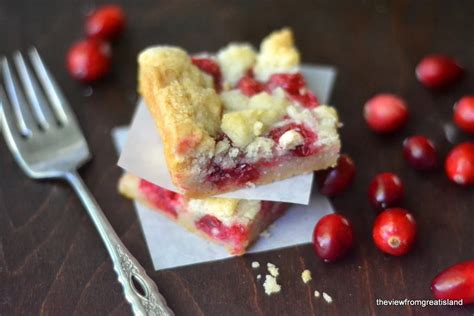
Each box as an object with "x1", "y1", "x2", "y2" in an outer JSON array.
[{"x1": 0, "y1": 48, "x2": 173, "y2": 316}]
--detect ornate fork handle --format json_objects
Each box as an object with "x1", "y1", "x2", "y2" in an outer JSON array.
[{"x1": 64, "y1": 171, "x2": 174, "y2": 316}]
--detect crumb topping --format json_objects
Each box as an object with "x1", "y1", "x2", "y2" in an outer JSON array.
[
  {"x1": 217, "y1": 43, "x2": 256, "y2": 85},
  {"x1": 254, "y1": 28, "x2": 300, "y2": 81},
  {"x1": 187, "y1": 199, "x2": 261, "y2": 225},
  {"x1": 279, "y1": 130, "x2": 304, "y2": 150}
]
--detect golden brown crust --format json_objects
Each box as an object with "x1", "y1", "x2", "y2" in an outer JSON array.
[{"x1": 138, "y1": 47, "x2": 221, "y2": 186}]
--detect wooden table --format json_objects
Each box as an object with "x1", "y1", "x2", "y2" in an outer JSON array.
[{"x1": 1, "y1": 1, "x2": 473, "y2": 315}]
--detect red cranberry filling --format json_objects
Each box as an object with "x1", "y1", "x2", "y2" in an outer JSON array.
[
  {"x1": 266, "y1": 73, "x2": 319, "y2": 108},
  {"x1": 139, "y1": 179, "x2": 182, "y2": 218},
  {"x1": 290, "y1": 91, "x2": 319, "y2": 108},
  {"x1": 206, "y1": 163, "x2": 260, "y2": 187},
  {"x1": 269, "y1": 123, "x2": 318, "y2": 157},
  {"x1": 237, "y1": 75, "x2": 265, "y2": 96},
  {"x1": 191, "y1": 57, "x2": 222, "y2": 90},
  {"x1": 267, "y1": 73, "x2": 306, "y2": 94},
  {"x1": 195, "y1": 215, "x2": 248, "y2": 244}
]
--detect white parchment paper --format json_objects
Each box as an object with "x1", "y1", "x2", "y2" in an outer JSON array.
[
  {"x1": 118, "y1": 64, "x2": 336, "y2": 205},
  {"x1": 113, "y1": 127, "x2": 334, "y2": 271}
]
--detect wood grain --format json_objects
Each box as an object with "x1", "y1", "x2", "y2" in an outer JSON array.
[{"x1": 0, "y1": 0, "x2": 473, "y2": 315}]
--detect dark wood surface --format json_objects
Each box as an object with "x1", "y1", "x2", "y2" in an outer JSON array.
[{"x1": 1, "y1": 0, "x2": 473, "y2": 315}]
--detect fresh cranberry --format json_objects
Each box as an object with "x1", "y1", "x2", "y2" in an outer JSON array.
[
  {"x1": 368, "y1": 172, "x2": 404, "y2": 210},
  {"x1": 364, "y1": 94, "x2": 408, "y2": 133},
  {"x1": 445, "y1": 142, "x2": 474, "y2": 186},
  {"x1": 317, "y1": 155, "x2": 356, "y2": 196},
  {"x1": 85, "y1": 5, "x2": 126, "y2": 41},
  {"x1": 139, "y1": 179, "x2": 182, "y2": 218},
  {"x1": 454, "y1": 96, "x2": 474, "y2": 134},
  {"x1": 431, "y1": 260, "x2": 474, "y2": 304},
  {"x1": 66, "y1": 39, "x2": 111, "y2": 82},
  {"x1": 269, "y1": 123, "x2": 318, "y2": 157},
  {"x1": 266, "y1": 73, "x2": 319, "y2": 108},
  {"x1": 403, "y1": 135, "x2": 438, "y2": 171},
  {"x1": 206, "y1": 163, "x2": 260, "y2": 187},
  {"x1": 416, "y1": 54, "x2": 463, "y2": 89},
  {"x1": 312, "y1": 214, "x2": 354, "y2": 262},
  {"x1": 237, "y1": 75, "x2": 264, "y2": 96},
  {"x1": 191, "y1": 57, "x2": 222, "y2": 90},
  {"x1": 372, "y1": 208, "x2": 416, "y2": 256}
]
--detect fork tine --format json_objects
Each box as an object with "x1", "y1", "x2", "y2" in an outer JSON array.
[
  {"x1": 0, "y1": 85, "x2": 25, "y2": 149},
  {"x1": 28, "y1": 47, "x2": 70, "y2": 125},
  {"x1": 14, "y1": 51, "x2": 55, "y2": 130},
  {"x1": 1, "y1": 57, "x2": 36, "y2": 137}
]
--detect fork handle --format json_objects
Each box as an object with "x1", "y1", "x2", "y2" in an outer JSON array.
[{"x1": 64, "y1": 171, "x2": 174, "y2": 316}]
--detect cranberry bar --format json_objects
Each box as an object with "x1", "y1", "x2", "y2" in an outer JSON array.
[
  {"x1": 138, "y1": 28, "x2": 340, "y2": 198},
  {"x1": 119, "y1": 173, "x2": 287, "y2": 255}
]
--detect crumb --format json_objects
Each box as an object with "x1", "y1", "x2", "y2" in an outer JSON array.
[
  {"x1": 251, "y1": 261, "x2": 260, "y2": 269},
  {"x1": 314, "y1": 290, "x2": 320, "y2": 298},
  {"x1": 269, "y1": 224, "x2": 276, "y2": 229},
  {"x1": 263, "y1": 275, "x2": 281, "y2": 295},
  {"x1": 322, "y1": 292, "x2": 333, "y2": 304},
  {"x1": 260, "y1": 230, "x2": 271, "y2": 238},
  {"x1": 301, "y1": 270, "x2": 312, "y2": 283},
  {"x1": 257, "y1": 274, "x2": 261, "y2": 280},
  {"x1": 267, "y1": 263, "x2": 279, "y2": 277}
]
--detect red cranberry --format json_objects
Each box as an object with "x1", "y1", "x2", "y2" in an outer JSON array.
[
  {"x1": 431, "y1": 260, "x2": 474, "y2": 304},
  {"x1": 312, "y1": 214, "x2": 354, "y2": 262},
  {"x1": 363, "y1": 94, "x2": 408, "y2": 133},
  {"x1": 66, "y1": 39, "x2": 111, "y2": 82},
  {"x1": 445, "y1": 142, "x2": 474, "y2": 186},
  {"x1": 416, "y1": 54, "x2": 463, "y2": 89},
  {"x1": 237, "y1": 75, "x2": 264, "y2": 96},
  {"x1": 85, "y1": 5, "x2": 126, "y2": 41},
  {"x1": 454, "y1": 96, "x2": 474, "y2": 134},
  {"x1": 318, "y1": 155, "x2": 356, "y2": 196},
  {"x1": 191, "y1": 57, "x2": 222, "y2": 90},
  {"x1": 368, "y1": 172, "x2": 404, "y2": 210},
  {"x1": 372, "y1": 208, "x2": 416, "y2": 256},
  {"x1": 403, "y1": 135, "x2": 438, "y2": 171}
]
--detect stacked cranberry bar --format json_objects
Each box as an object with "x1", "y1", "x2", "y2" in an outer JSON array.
[
  {"x1": 119, "y1": 173, "x2": 287, "y2": 255},
  {"x1": 119, "y1": 28, "x2": 340, "y2": 254}
]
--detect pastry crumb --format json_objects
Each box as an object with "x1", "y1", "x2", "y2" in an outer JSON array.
[
  {"x1": 322, "y1": 292, "x2": 333, "y2": 304},
  {"x1": 314, "y1": 290, "x2": 320, "y2": 298},
  {"x1": 301, "y1": 270, "x2": 312, "y2": 283},
  {"x1": 251, "y1": 261, "x2": 260, "y2": 269},
  {"x1": 260, "y1": 230, "x2": 271, "y2": 238},
  {"x1": 267, "y1": 263, "x2": 279, "y2": 277},
  {"x1": 263, "y1": 274, "x2": 281, "y2": 295},
  {"x1": 257, "y1": 274, "x2": 261, "y2": 280}
]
